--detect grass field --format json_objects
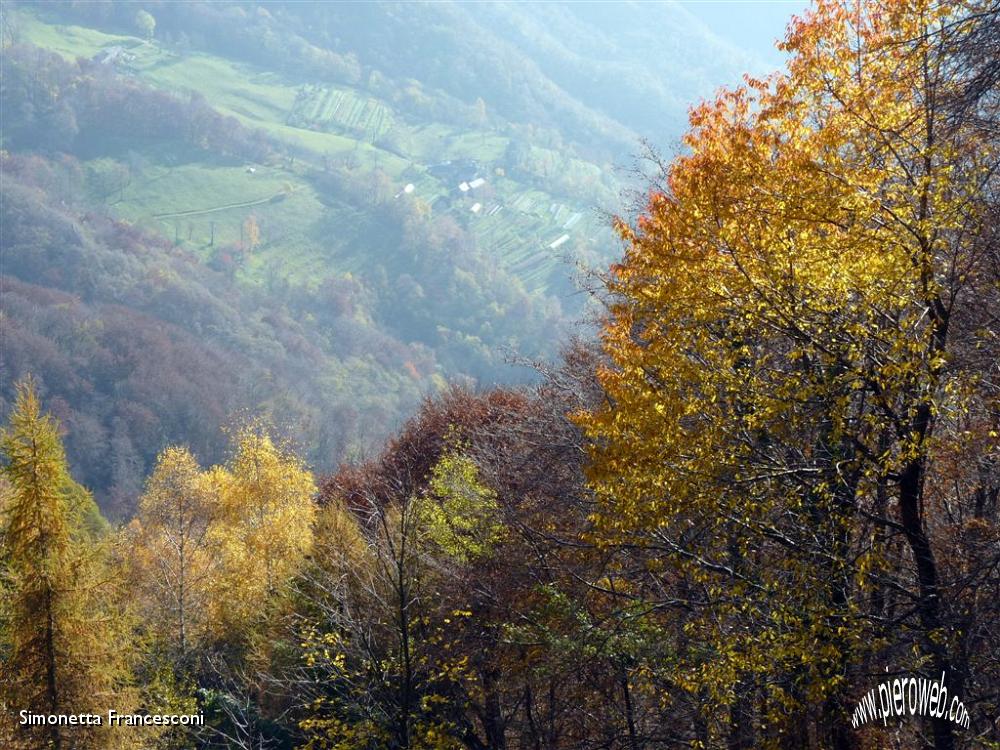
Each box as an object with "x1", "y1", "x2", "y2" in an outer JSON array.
[
  {"x1": 83, "y1": 156, "x2": 333, "y2": 286},
  {"x1": 16, "y1": 12, "x2": 141, "y2": 59},
  {"x1": 17, "y1": 8, "x2": 615, "y2": 294}
]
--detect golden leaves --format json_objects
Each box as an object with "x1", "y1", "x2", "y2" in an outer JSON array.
[
  {"x1": 579, "y1": 0, "x2": 997, "y2": 729},
  {"x1": 131, "y1": 422, "x2": 316, "y2": 646}
]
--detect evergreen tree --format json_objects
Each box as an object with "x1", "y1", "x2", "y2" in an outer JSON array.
[
  {"x1": 0, "y1": 378, "x2": 134, "y2": 749},
  {"x1": 1, "y1": 379, "x2": 77, "y2": 749}
]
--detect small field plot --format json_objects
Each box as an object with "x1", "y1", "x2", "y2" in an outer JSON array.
[
  {"x1": 288, "y1": 87, "x2": 394, "y2": 144},
  {"x1": 89, "y1": 157, "x2": 337, "y2": 282},
  {"x1": 104, "y1": 160, "x2": 292, "y2": 219},
  {"x1": 143, "y1": 53, "x2": 296, "y2": 126},
  {"x1": 469, "y1": 206, "x2": 564, "y2": 292},
  {"x1": 438, "y1": 131, "x2": 508, "y2": 163},
  {"x1": 405, "y1": 125, "x2": 508, "y2": 164}
]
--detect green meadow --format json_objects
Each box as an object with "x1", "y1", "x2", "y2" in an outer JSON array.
[{"x1": 18, "y1": 10, "x2": 613, "y2": 294}]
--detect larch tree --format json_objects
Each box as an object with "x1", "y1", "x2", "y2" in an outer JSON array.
[
  {"x1": 0, "y1": 379, "x2": 134, "y2": 750},
  {"x1": 0, "y1": 379, "x2": 73, "y2": 749}
]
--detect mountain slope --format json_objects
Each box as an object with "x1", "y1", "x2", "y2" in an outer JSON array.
[{"x1": 1, "y1": 0, "x2": 786, "y2": 512}]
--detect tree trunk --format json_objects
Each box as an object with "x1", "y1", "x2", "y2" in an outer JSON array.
[
  {"x1": 44, "y1": 586, "x2": 62, "y2": 750},
  {"x1": 899, "y1": 452, "x2": 954, "y2": 750}
]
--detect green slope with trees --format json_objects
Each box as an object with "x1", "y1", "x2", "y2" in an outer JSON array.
[{"x1": 3, "y1": 2, "x2": 999, "y2": 750}]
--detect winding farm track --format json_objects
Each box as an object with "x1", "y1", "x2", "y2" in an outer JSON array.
[{"x1": 152, "y1": 192, "x2": 283, "y2": 219}]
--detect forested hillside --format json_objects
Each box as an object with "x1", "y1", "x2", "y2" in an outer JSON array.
[
  {"x1": 2, "y1": 0, "x2": 756, "y2": 509},
  {"x1": 3, "y1": 1, "x2": 999, "y2": 750}
]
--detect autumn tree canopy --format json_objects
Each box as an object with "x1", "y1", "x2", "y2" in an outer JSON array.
[
  {"x1": 579, "y1": 0, "x2": 1000, "y2": 747},
  {"x1": 3, "y1": 1, "x2": 999, "y2": 749}
]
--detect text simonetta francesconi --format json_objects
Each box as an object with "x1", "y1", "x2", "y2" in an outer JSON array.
[{"x1": 19, "y1": 710, "x2": 204, "y2": 727}]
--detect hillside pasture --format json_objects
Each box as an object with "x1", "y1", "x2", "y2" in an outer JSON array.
[{"x1": 17, "y1": 8, "x2": 612, "y2": 295}]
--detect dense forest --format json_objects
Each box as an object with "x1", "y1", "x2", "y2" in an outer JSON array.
[
  {"x1": 1, "y1": 0, "x2": 769, "y2": 514},
  {"x1": 1, "y1": 0, "x2": 619, "y2": 510},
  {"x1": 3, "y1": 0, "x2": 1000, "y2": 749}
]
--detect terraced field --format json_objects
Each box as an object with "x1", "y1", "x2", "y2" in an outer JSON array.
[
  {"x1": 467, "y1": 190, "x2": 605, "y2": 289},
  {"x1": 17, "y1": 9, "x2": 616, "y2": 295},
  {"x1": 289, "y1": 86, "x2": 394, "y2": 143}
]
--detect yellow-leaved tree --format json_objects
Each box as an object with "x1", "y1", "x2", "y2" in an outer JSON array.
[
  {"x1": 129, "y1": 446, "x2": 219, "y2": 661},
  {"x1": 415, "y1": 450, "x2": 504, "y2": 564},
  {"x1": 123, "y1": 423, "x2": 317, "y2": 747},
  {"x1": 0, "y1": 379, "x2": 136, "y2": 749},
  {"x1": 578, "y1": 1, "x2": 998, "y2": 748},
  {"x1": 212, "y1": 424, "x2": 316, "y2": 636}
]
